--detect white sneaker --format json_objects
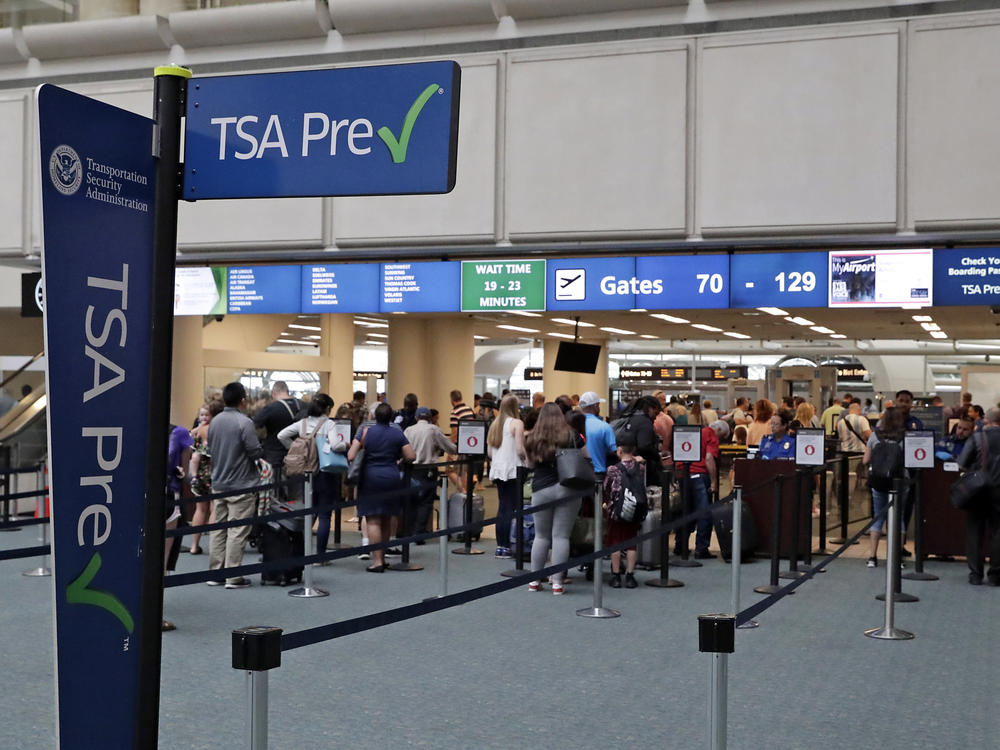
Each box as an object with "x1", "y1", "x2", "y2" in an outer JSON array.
[{"x1": 357, "y1": 538, "x2": 371, "y2": 561}]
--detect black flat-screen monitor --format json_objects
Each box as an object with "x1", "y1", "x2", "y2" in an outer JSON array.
[{"x1": 554, "y1": 341, "x2": 601, "y2": 374}]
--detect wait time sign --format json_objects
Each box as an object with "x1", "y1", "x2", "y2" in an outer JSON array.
[{"x1": 460, "y1": 259, "x2": 546, "y2": 312}]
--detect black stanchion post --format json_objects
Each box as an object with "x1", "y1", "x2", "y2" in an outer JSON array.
[
  {"x1": 388, "y1": 466, "x2": 422, "y2": 572},
  {"x1": 698, "y1": 614, "x2": 735, "y2": 750},
  {"x1": 779, "y1": 471, "x2": 806, "y2": 580},
  {"x1": 647, "y1": 468, "x2": 683, "y2": 588},
  {"x1": 865, "y1": 482, "x2": 915, "y2": 639},
  {"x1": 902, "y1": 469, "x2": 937, "y2": 582},
  {"x1": 0, "y1": 447, "x2": 18, "y2": 532},
  {"x1": 233, "y1": 626, "x2": 282, "y2": 750},
  {"x1": 452, "y1": 459, "x2": 483, "y2": 556},
  {"x1": 877, "y1": 478, "x2": 919, "y2": 604},
  {"x1": 289, "y1": 473, "x2": 329, "y2": 598},
  {"x1": 332, "y1": 497, "x2": 343, "y2": 548},
  {"x1": 500, "y1": 468, "x2": 528, "y2": 578},
  {"x1": 831, "y1": 453, "x2": 857, "y2": 545},
  {"x1": 754, "y1": 475, "x2": 792, "y2": 595},
  {"x1": 672, "y1": 463, "x2": 702, "y2": 568},
  {"x1": 815, "y1": 460, "x2": 829, "y2": 554}
]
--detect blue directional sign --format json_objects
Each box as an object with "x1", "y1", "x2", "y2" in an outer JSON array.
[
  {"x1": 380, "y1": 261, "x2": 461, "y2": 312},
  {"x1": 635, "y1": 254, "x2": 730, "y2": 309},
  {"x1": 730, "y1": 251, "x2": 829, "y2": 308},
  {"x1": 227, "y1": 265, "x2": 301, "y2": 313},
  {"x1": 39, "y1": 84, "x2": 156, "y2": 750},
  {"x1": 547, "y1": 257, "x2": 637, "y2": 310},
  {"x1": 933, "y1": 247, "x2": 1000, "y2": 306},
  {"x1": 184, "y1": 61, "x2": 461, "y2": 199},
  {"x1": 302, "y1": 263, "x2": 381, "y2": 313}
]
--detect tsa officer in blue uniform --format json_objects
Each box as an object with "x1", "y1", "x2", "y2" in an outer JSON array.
[{"x1": 758, "y1": 410, "x2": 796, "y2": 460}]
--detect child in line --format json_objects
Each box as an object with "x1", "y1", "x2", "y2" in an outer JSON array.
[{"x1": 603, "y1": 431, "x2": 645, "y2": 589}]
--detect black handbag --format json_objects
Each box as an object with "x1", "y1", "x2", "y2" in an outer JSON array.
[
  {"x1": 345, "y1": 429, "x2": 367, "y2": 487},
  {"x1": 950, "y1": 432, "x2": 989, "y2": 510},
  {"x1": 556, "y1": 447, "x2": 595, "y2": 490}
]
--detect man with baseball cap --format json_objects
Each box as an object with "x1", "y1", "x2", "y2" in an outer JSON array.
[{"x1": 580, "y1": 391, "x2": 615, "y2": 477}]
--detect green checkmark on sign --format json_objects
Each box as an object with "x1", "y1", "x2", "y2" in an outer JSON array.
[
  {"x1": 66, "y1": 551, "x2": 134, "y2": 634},
  {"x1": 377, "y1": 83, "x2": 441, "y2": 164}
]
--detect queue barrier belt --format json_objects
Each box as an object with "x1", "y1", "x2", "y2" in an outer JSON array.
[
  {"x1": 0, "y1": 544, "x2": 50, "y2": 562},
  {"x1": 0, "y1": 488, "x2": 48, "y2": 502},
  {"x1": 0, "y1": 516, "x2": 49, "y2": 530},
  {"x1": 0, "y1": 464, "x2": 44, "y2": 476}
]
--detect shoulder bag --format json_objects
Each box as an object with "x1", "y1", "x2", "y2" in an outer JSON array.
[
  {"x1": 316, "y1": 427, "x2": 349, "y2": 474},
  {"x1": 950, "y1": 431, "x2": 990, "y2": 510},
  {"x1": 557, "y1": 445, "x2": 596, "y2": 490},
  {"x1": 345, "y1": 428, "x2": 367, "y2": 486}
]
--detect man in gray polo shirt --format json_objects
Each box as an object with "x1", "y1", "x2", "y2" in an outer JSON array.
[{"x1": 207, "y1": 382, "x2": 263, "y2": 588}]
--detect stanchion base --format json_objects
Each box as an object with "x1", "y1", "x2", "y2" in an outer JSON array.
[
  {"x1": 738, "y1": 619, "x2": 760, "y2": 629},
  {"x1": 670, "y1": 557, "x2": 703, "y2": 568},
  {"x1": 0, "y1": 527, "x2": 22, "y2": 532},
  {"x1": 499, "y1": 567, "x2": 525, "y2": 578},
  {"x1": 901, "y1": 571, "x2": 939, "y2": 581},
  {"x1": 812, "y1": 547, "x2": 830, "y2": 555},
  {"x1": 288, "y1": 586, "x2": 329, "y2": 598},
  {"x1": 22, "y1": 567, "x2": 51, "y2": 577},
  {"x1": 386, "y1": 562, "x2": 424, "y2": 572},
  {"x1": 829, "y1": 537, "x2": 859, "y2": 546},
  {"x1": 576, "y1": 606, "x2": 621, "y2": 619},
  {"x1": 802, "y1": 565, "x2": 827, "y2": 574},
  {"x1": 876, "y1": 591, "x2": 919, "y2": 603},
  {"x1": 864, "y1": 626, "x2": 914, "y2": 640},
  {"x1": 422, "y1": 594, "x2": 444, "y2": 602},
  {"x1": 753, "y1": 584, "x2": 793, "y2": 595},
  {"x1": 324, "y1": 543, "x2": 349, "y2": 550},
  {"x1": 451, "y1": 548, "x2": 484, "y2": 556},
  {"x1": 645, "y1": 577, "x2": 684, "y2": 588},
  {"x1": 778, "y1": 570, "x2": 807, "y2": 580}
]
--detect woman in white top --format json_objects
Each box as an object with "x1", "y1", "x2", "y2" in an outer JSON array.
[
  {"x1": 487, "y1": 394, "x2": 527, "y2": 559},
  {"x1": 277, "y1": 393, "x2": 344, "y2": 558}
]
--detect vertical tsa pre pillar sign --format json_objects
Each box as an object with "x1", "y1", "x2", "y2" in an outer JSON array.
[
  {"x1": 388, "y1": 317, "x2": 474, "y2": 415},
  {"x1": 543, "y1": 338, "x2": 609, "y2": 416}
]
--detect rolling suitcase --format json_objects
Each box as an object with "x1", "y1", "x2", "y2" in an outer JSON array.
[
  {"x1": 636, "y1": 505, "x2": 663, "y2": 570},
  {"x1": 711, "y1": 499, "x2": 758, "y2": 563},
  {"x1": 447, "y1": 492, "x2": 484, "y2": 542},
  {"x1": 260, "y1": 520, "x2": 305, "y2": 586}
]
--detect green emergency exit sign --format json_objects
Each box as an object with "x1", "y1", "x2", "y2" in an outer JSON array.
[{"x1": 460, "y1": 259, "x2": 546, "y2": 312}]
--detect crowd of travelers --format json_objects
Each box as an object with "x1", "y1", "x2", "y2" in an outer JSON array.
[{"x1": 159, "y1": 382, "x2": 999, "y2": 629}]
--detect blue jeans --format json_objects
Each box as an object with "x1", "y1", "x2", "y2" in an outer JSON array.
[{"x1": 690, "y1": 474, "x2": 713, "y2": 552}]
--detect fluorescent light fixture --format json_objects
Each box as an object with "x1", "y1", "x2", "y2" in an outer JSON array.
[
  {"x1": 830, "y1": 334, "x2": 847, "y2": 339},
  {"x1": 920, "y1": 322, "x2": 941, "y2": 331},
  {"x1": 366, "y1": 340, "x2": 386, "y2": 345},
  {"x1": 306, "y1": 335, "x2": 322, "y2": 340},
  {"x1": 955, "y1": 341, "x2": 1000, "y2": 350},
  {"x1": 353, "y1": 320, "x2": 389, "y2": 327},
  {"x1": 912, "y1": 315, "x2": 933, "y2": 322},
  {"x1": 276, "y1": 339, "x2": 318, "y2": 346},
  {"x1": 366, "y1": 333, "x2": 388, "y2": 339},
  {"x1": 784, "y1": 316, "x2": 815, "y2": 326},
  {"x1": 390, "y1": 311, "x2": 406, "y2": 315},
  {"x1": 757, "y1": 307, "x2": 789, "y2": 316},
  {"x1": 691, "y1": 323, "x2": 723, "y2": 333},
  {"x1": 600, "y1": 327, "x2": 635, "y2": 335},
  {"x1": 809, "y1": 326, "x2": 835, "y2": 334},
  {"x1": 550, "y1": 317, "x2": 595, "y2": 327},
  {"x1": 639, "y1": 334, "x2": 658, "y2": 339},
  {"x1": 900, "y1": 304, "x2": 927, "y2": 310},
  {"x1": 473, "y1": 335, "x2": 489, "y2": 340},
  {"x1": 723, "y1": 332, "x2": 751, "y2": 339},
  {"x1": 629, "y1": 308, "x2": 648, "y2": 313},
  {"x1": 509, "y1": 311, "x2": 542, "y2": 317},
  {"x1": 548, "y1": 332, "x2": 576, "y2": 339},
  {"x1": 497, "y1": 324, "x2": 539, "y2": 333},
  {"x1": 650, "y1": 314, "x2": 690, "y2": 324},
  {"x1": 929, "y1": 331, "x2": 948, "y2": 339},
  {"x1": 288, "y1": 323, "x2": 321, "y2": 331}
]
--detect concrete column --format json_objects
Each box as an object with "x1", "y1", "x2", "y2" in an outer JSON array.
[
  {"x1": 170, "y1": 315, "x2": 204, "y2": 428},
  {"x1": 318, "y1": 313, "x2": 355, "y2": 404},
  {"x1": 543, "y1": 337, "x2": 610, "y2": 417},
  {"x1": 387, "y1": 317, "x2": 474, "y2": 415}
]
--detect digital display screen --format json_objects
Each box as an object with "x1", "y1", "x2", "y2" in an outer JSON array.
[
  {"x1": 174, "y1": 266, "x2": 226, "y2": 316},
  {"x1": 730, "y1": 251, "x2": 828, "y2": 308},
  {"x1": 634, "y1": 254, "x2": 730, "y2": 309},
  {"x1": 828, "y1": 249, "x2": 933, "y2": 308},
  {"x1": 380, "y1": 261, "x2": 461, "y2": 312},
  {"x1": 227, "y1": 265, "x2": 301, "y2": 313},
  {"x1": 933, "y1": 247, "x2": 1000, "y2": 306},
  {"x1": 301, "y1": 264, "x2": 380, "y2": 313}
]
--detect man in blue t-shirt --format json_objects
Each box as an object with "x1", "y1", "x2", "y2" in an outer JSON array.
[{"x1": 580, "y1": 391, "x2": 616, "y2": 477}]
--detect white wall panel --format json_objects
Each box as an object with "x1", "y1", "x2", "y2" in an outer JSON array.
[
  {"x1": 178, "y1": 198, "x2": 324, "y2": 248},
  {"x1": 909, "y1": 20, "x2": 1000, "y2": 227},
  {"x1": 506, "y1": 47, "x2": 687, "y2": 238},
  {"x1": 0, "y1": 97, "x2": 25, "y2": 251},
  {"x1": 332, "y1": 61, "x2": 498, "y2": 245},
  {"x1": 699, "y1": 31, "x2": 898, "y2": 232}
]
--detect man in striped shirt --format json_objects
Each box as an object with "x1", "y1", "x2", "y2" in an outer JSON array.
[{"x1": 449, "y1": 389, "x2": 475, "y2": 443}]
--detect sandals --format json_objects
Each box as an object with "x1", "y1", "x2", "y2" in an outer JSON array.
[{"x1": 365, "y1": 564, "x2": 387, "y2": 573}]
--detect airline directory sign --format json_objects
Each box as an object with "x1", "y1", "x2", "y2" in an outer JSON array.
[
  {"x1": 38, "y1": 85, "x2": 156, "y2": 749},
  {"x1": 227, "y1": 264, "x2": 301, "y2": 313},
  {"x1": 380, "y1": 261, "x2": 461, "y2": 312},
  {"x1": 184, "y1": 61, "x2": 461, "y2": 198},
  {"x1": 301, "y1": 263, "x2": 380, "y2": 313},
  {"x1": 730, "y1": 251, "x2": 828, "y2": 308},
  {"x1": 932, "y1": 247, "x2": 1000, "y2": 306}
]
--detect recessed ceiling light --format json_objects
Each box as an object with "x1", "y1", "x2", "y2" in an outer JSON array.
[
  {"x1": 288, "y1": 323, "x2": 321, "y2": 331},
  {"x1": 629, "y1": 308, "x2": 648, "y2": 313},
  {"x1": 497, "y1": 324, "x2": 539, "y2": 333},
  {"x1": 509, "y1": 311, "x2": 542, "y2": 317},
  {"x1": 366, "y1": 333, "x2": 388, "y2": 339},
  {"x1": 757, "y1": 307, "x2": 789, "y2": 316},
  {"x1": 929, "y1": 331, "x2": 948, "y2": 339},
  {"x1": 723, "y1": 332, "x2": 751, "y2": 339},
  {"x1": 784, "y1": 316, "x2": 815, "y2": 326},
  {"x1": 650, "y1": 314, "x2": 690, "y2": 324},
  {"x1": 912, "y1": 315, "x2": 933, "y2": 322},
  {"x1": 276, "y1": 339, "x2": 318, "y2": 346},
  {"x1": 548, "y1": 332, "x2": 576, "y2": 339},
  {"x1": 900, "y1": 304, "x2": 927, "y2": 310},
  {"x1": 691, "y1": 323, "x2": 723, "y2": 332},
  {"x1": 391, "y1": 311, "x2": 406, "y2": 315},
  {"x1": 920, "y1": 322, "x2": 941, "y2": 331},
  {"x1": 600, "y1": 327, "x2": 636, "y2": 335},
  {"x1": 473, "y1": 335, "x2": 489, "y2": 340},
  {"x1": 830, "y1": 334, "x2": 847, "y2": 339},
  {"x1": 306, "y1": 335, "x2": 322, "y2": 340},
  {"x1": 550, "y1": 317, "x2": 595, "y2": 327},
  {"x1": 809, "y1": 326, "x2": 835, "y2": 334},
  {"x1": 639, "y1": 334, "x2": 658, "y2": 339},
  {"x1": 354, "y1": 320, "x2": 389, "y2": 327}
]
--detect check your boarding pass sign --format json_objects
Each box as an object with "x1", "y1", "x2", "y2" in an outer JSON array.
[{"x1": 184, "y1": 61, "x2": 461, "y2": 199}]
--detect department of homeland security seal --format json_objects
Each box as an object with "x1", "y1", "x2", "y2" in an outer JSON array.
[{"x1": 49, "y1": 145, "x2": 82, "y2": 196}]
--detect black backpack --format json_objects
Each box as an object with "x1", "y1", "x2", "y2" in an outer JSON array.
[
  {"x1": 608, "y1": 461, "x2": 649, "y2": 524},
  {"x1": 868, "y1": 433, "x2": 903, "y2": 492}
]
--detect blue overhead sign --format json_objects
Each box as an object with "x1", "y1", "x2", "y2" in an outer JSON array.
[
  {"x1": 38, "y1": 84, "x2": 156, "y2": 750},
  {"x1": 183, "y1": 61, "x2": 461, "y2": 199},
  {"x1": 380, "y1": 261, "x2": 461, "y2": 312},
  {"x1": 730, "y1": 251, "x2": 828, "y2": 308},
  {"x1": 302, "y1": 263, "x2": 380, "y2": 313},
  {"x1": 635, "y1": 254, "x2": 730, "y2": 309},
  {"x1": 546, "y1": 257, "x2": 638, "y2": 310},
  {"x1": 227, "y1": 265, "x2": 301, "y2": 313},
  {"x1": 933, "y1": 247, "x2": 1000, "y2": 306}
]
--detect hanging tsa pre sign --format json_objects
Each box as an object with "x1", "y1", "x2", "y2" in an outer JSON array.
[
  {"x1": 904, "y1": 430, "x2": 934, "y2": 469},
  {"x1": 457, "y1": 419, "x2": 487, "y2": 455},
  {"x1": 673, "y1": 425, "x2": 702, "y2": 462}
]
